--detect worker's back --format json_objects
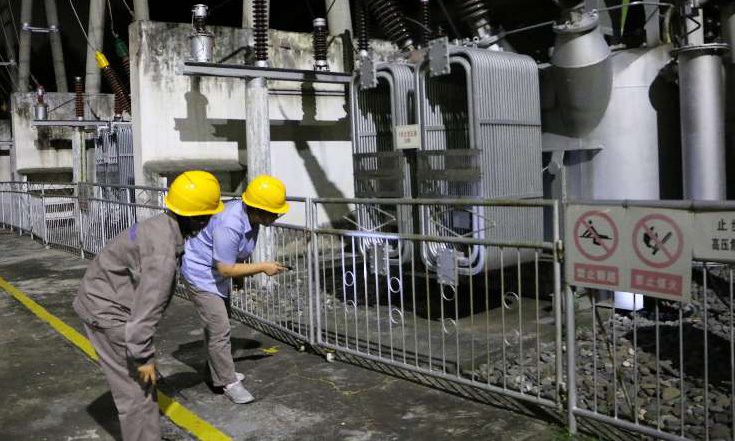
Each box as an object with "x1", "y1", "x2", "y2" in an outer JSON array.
[{"x1": 73, "y1": 212, "x2": 184, "y2": 329}]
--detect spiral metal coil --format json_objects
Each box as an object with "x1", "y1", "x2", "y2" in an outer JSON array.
[
  {"x1": 74, "y1": 77, "x2": 84, "y2": 120},
  {"x1": 122, "y1": 56, "x2": 130, "y2": 80},
  {"x1": 421, "y1": 0, "x2": 431, "y2": 45},
  {"x1": 456, "y1": 0, "x2": 492, "y2": 37},
  {"x1": 313, "y1": 18, "x2": 329, "y2": 71},
  {"x1": 253, "y1": 0, "x2": 268, "y2": 63},
  {"x1": 356, "y1": 0, "x2": 369, "y2": 54},
  {"x1": 368, "y1": 0, "x2": 414, "y2": 51},
  {"x1": 102, "y1": 67, "x2": 131, "y2": 114},
  {"x1": 113, "y1": 90, "x2": 123, "y2": 117}
]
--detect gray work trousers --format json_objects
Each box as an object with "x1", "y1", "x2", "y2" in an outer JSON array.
[
  {"x1": 84, "y1": 324, "x2": 160, "y2": 441},
  {"x1": 186, "y1": 281, "x2": 238, "y2": 387}
]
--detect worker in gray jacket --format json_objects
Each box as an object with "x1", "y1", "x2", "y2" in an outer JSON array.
[{"x1": 73, "y1": 170, "x2": 224, "y2": 441}]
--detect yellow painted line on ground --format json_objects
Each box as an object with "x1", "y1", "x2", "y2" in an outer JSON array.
[{"x1": 0, "y1": 275, "x2": 232, "y2": 441}]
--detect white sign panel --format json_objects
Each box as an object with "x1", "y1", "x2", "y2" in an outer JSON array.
[
  {"x1": 394, "y1": 124, "x2": 421, "y2": 150},
  {"x1": 626, "y1": 208, "x2": 693, "y2": 302},
  {"x1": 566, "y1": 204, "x2": 694, "y2": 302},
  {"x1": 565, "y1": 205, "x2": 627, "y2": 291},
  {"x1": 693, "y1": 212, "x2": 735, "y2": 262}
]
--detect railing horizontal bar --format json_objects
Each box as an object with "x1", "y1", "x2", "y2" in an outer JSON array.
[
  {"x1": 319, "y1": 342, "x2": 558, "y2": 409},
  {"x1": 313, "y1": 197, "x2": 556, "y2": 208},
  {"x1": 314, "y1": 227, "x2": 554, "y2": 250},
  {"x1": 570, "y1": 199, "x2": 735, "y2": 211},
  {"x1": 572, "y1": 408, "x2": 692, "y2": 441}
]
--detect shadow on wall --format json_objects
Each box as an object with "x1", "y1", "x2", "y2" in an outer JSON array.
[
  {"x1": 727, "y1": 65, "x2": 735, "y2": 199},
  {"x1": 174, "y1": 77, "x2": 247, "y2": 149},
  {"x1": 651, "y1": 62, "x2": 682, "y2": 200},
  {"x1": 173, "y1": 77, "x2": 353, "y2": 225},
  {"x1": 271, "y1": 83, "x2": 352, "y2": 226}
]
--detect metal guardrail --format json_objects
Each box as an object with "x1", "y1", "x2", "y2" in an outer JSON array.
[{"x1": 1, "y1": 183, "x2": 734, "y2": 440}]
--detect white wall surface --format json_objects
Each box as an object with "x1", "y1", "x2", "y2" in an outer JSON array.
[
  {"x1": 11, "y1": 92, "x2": 113, "y2": 179},
  {"x1": 130, "y1": 21, "x2": 371, "y2": 225}
]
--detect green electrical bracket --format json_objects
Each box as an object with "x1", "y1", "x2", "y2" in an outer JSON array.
[
  {"x1": 114, "y1": 38, "x2": 128, "y2": 58},
  {"x1": 620, "y1": 0, "x2": 631, "y2": 35}
]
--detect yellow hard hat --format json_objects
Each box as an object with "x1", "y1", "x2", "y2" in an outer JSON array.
[
  {"x1": 165, "y1": 170, "x2": 224, "y2": 216},
  {"x1": 242, "y1": 175, "x2": 289, "y2": 214}
]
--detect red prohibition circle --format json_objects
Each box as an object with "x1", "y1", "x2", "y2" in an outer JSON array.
[
  {"x1": 573, "y1": 211, "x2": 619, "y2": 262},
  {"x1": 632, "y1": 214, "x2": 684, "y2": 269}
]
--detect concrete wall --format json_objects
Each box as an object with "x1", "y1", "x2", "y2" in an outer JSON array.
[
  {"x1": 130, "y1": 21, "x2": 396, "y2": 225},
  {"x1": 11, "y1": 92, "x2": 113, "y2": 180}
]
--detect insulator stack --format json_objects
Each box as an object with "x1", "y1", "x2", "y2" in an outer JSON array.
[
  {"x1": 421, "y1": 0, "x2": 432, "y2": 45},
  {"x1": 192, "y1": 4, "x2": 208, "y2": 32},
  {"x1": 367, "y1": 0, "x2": 414, "y2": 51},
  {"x1": 95, "y1": 52, "x2": 131, "y2": 114},
  {"x1": 253, "y1": 0, "x2": 269, "y2": 64},
  {"x1": 34, "y1": 85, "x2": 47, "y2": 120},
  {"x1": 114, "y1": 38, "x2": 131, "y2": 80},
  {"x1": 74, "y1": 77, "x2": 84, "y2": 120},
  {"x1": 103, "y1": 68, "x2": 130, "y2": 114},
  {"x1": 313, "y1": 18, "x2": 329, "y2": 71},
  {"x1": 122, "y1": 56, "x2": 130, "y2": 80},
  {"x1": 113, "y1": 90, "x2": 123, "y2": 118},
  {"x1": 456, "y1": 0, "x2": 493, "y2": 39},
  {"x1": 356, "y1": 0, "x2": 370, "y2": 55}
]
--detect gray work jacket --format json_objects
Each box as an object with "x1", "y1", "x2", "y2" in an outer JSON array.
[{"x1": 73, "y1": 212, "x2": 184, "y2": 366}]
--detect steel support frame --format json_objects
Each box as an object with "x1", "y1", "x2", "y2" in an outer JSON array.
[{"x1": 178, "y1": 61, "x2": 352, "y2": 84}]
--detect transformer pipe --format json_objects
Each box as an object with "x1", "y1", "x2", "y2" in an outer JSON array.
[
  {"x1": 84, "y1": 0, "x2": 106, "y2": 94},
  {"x1": 16, "y1": 0, "x2": 33, "y2": 91},
  {"x1": 325, "y1": 0, "x2": 352, "y2": 36},
  {"x1": 44, "y1": 0, "x2": 68, "y2": 92},
  {"x1": 550, "y1": 11, "x2": 612, "y2": 137},
  {"x1": 722, "y1": 4, "x2": 735, "y2": 64},
  {"x1": 676, "y1": 44, "x2": 729, "y2": 200},
  {"x1": 133, "y1": 0, "x2": 149, "y2": 21},
  {"x1": 0, "y1": 9, "x2": 17, "y2": 89}
]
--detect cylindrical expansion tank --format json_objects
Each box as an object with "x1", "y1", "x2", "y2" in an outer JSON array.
[
  {"x1": 589, "y1": 45, "x2": 672, "y2": 200},
  {"x1": 675, "y1": 43, "x2": 729, "y2": 200}
]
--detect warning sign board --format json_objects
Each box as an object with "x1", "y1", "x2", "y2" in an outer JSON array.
[
  {"x1": 566, "y1": 204, "x2": 694, "y2": 302},
  {"x1": 394, "y1": 124, "x2": 421, "y2": 150},
  {"x1": 565, "y1": 205, "x2": 627, "y2": 291},
  {"x1": 628, "y1": 208, "x2": 692, "y2": 302},
  {"x1": 693, "y1": 212, "x2": 735, "y2": 263}
]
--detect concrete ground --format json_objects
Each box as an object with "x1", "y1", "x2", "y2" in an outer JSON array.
[{"x1": 0, "y1": 229, "x2": 570, "y2": 441}]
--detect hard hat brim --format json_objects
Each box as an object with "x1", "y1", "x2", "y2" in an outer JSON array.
[
  {"x1": 242, "y1": 197, "x2": 290, "y2": 214},
  {"x1": 164, "y1": 197, "x2": 224, "y2": 217}
]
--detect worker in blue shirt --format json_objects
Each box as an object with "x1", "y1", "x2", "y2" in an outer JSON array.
[{"x1": 181, "y1": 175, "x2": 289, "y2": 403}]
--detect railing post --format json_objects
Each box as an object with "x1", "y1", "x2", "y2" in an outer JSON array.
[
  {"x1": 306, "y1": 198, "x2": 315, "y2": 346},
  {"x1": 77, "y1": 182, "x2": 85, "y2": 258},
  {"x1": 1, "y1": 187, "x2": 5, "y2": 228},
  {"x1": 17, "y1": 183, "x2": 23, "y2": 236},
  {"x1": 9, "y1": 184, "x2": 14, "y2": 232},
  {"x1": 565, "y1": 283, "x2": 577, "y2": 435},
  {"x1": 555, "y1": 199, "x2": 577, "y2": 435},
  {"x1": 311, "y1": 199, "x2": 322, "y2": 347},
  {"x1": 100, "y1": 187, "x2": 108, "y2": 248},
  {"x1": 41, "y1": 185, "x2": 48, "y2": 245},
  {"x1": 553, "y1": 200, "x2": 564, "y2": 404}
]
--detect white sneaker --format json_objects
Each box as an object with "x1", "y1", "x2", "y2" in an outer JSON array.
[
  {"x1": 224, "y1": 380, "x2": 254, "y2": 404},
  {"x1": 236, "y1": 372, "x2": 244, "y2": 382}
]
